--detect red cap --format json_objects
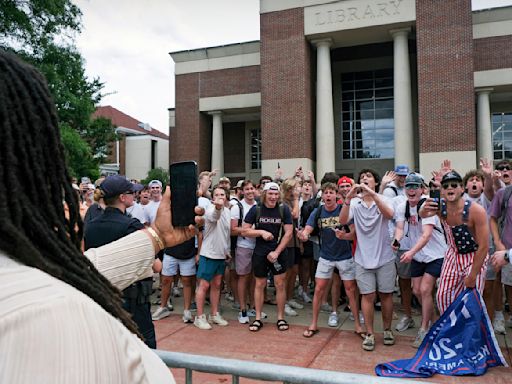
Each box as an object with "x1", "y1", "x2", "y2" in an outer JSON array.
[{"x1": 337, "y1": 176, "x2": 354, "y2": 186}]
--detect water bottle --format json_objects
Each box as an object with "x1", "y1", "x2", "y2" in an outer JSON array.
[{"x1": 273, "y1": 260, "x2": 282, "y2": 272}]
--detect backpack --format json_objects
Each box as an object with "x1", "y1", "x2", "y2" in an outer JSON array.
[
  {"x1": 405, "y1": 198, "x2": 444, "y2": 237},
  {"x1": 301, "y1": 196, "x2": 321, "y2": 236},
  {"x1": 230, "y1": 197, "x2": 243, "y2": 253},
  {"x1": 498, "y1": 185, "x2": 512, "y2": 235},
  {"x1": 255, "y1": 203, "x2": 285, "y2": 243},
  {"x1": 385, "y1": 185, "x2": 398, "y2": 196}
]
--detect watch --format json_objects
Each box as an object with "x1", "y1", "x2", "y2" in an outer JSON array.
[{"x1": 505, "y1": 249, "x2": 510, "y2": 263}]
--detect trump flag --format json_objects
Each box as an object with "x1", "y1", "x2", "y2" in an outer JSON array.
[{"x1": 376, "y1": 288, "x2": 508, "y2": 378}]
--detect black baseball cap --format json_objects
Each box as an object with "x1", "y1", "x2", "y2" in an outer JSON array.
[
  {"x1": 441, "y1": 171, "x2": 463, "y2": 184},
  {"x1": 100, "y1": 175, "x2": 143, "y2": 198}
]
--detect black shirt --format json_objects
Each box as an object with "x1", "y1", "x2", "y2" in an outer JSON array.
[{"x1": 84, "y1": 206, "x2": 144, "y2": 250}]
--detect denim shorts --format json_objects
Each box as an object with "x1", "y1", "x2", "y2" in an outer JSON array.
[{"x1": 162, "y1": 254, "x2": 196, "y2": 277}]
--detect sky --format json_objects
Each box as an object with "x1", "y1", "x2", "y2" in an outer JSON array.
[{"x1": 74, "y1": 0, "x2": 512, "y2": 136}]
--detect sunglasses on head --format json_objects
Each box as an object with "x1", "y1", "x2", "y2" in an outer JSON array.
[
  {"x1": 442, "y1": 182, "x2": 460, "y2": 189},
  {"x1": 497, "y1": 165, "x2": 511, "y2": 171}
]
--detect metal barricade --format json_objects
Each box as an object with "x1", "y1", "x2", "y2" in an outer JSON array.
[{"x1": 154, "y1": 350, "x2": 420, "y2": 384}]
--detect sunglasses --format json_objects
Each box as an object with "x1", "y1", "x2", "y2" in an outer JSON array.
[
  {"x1": 405, "y1": 184, "x2": 421, "y2": 190},
  {"x1": 441, "y1": 182, "x2": 460, "y2": 189},
  {"x1": 497, "y1": 165, "x2": 511, "y2": 171},
  {"x1": 123, "y1": 191, "x2": 134, "y2": 195}
]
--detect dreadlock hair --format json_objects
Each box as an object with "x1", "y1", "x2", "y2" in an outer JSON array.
[{"x1": 0, "y1": 49, "x2": 140, "y2": 336}]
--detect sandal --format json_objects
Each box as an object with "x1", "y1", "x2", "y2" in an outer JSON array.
[
  {"x1": 264, "y1": 299, "x2": 277, "y2": 305},
  {"x1": 249, "y1": 320, "x2": 263, "y2": 332},
  {"x1": 303, "y1": 328, "x2": 319, "y2": 338},
  {"x1": 276, "y1": 319, "x2": 289, "y2": 331}
]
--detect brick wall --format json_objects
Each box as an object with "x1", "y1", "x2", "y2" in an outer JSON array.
[
  {"x1": 416, "y1": 0, "x2": 475, "y2": 153},
  {"x1": 260, "y1": 8, "x2": 313, "y2": 160},
  {"x1": 223, "y1": 122, "x2": 245, "y2": 173},
  {"x1": 200, "y1": 66, "x2": 260, "y2": 98},
  {"x1": 172, "y1": 73, "x2": 211, "y2": 171},
  {"x1": 474, "y1": 35, "x2": 512, "y2": 71}
]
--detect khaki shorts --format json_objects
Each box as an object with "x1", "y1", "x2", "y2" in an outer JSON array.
[
  {"x1": 355, "y1": 259, "x2": 396, "y2": 295},
  {"x1": 315, "y1": 257, "x2": 355, "y2": 281}
]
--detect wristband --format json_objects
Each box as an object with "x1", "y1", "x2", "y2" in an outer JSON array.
[
  {"x1": 505, "y1": 249, "x2": 511, "y2": 263},
  {"x1": 147, "y1": 227, "x2": 164, "y2": 251}
]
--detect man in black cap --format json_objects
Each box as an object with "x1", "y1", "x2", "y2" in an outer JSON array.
[
  {"x1": 421, "y1": 169, "x2": 488, "y2": 314},
  {"x1": 84, "y1": 175, "x2": 159, "y2": 348}
]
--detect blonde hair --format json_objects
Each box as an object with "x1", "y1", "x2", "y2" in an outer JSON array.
[{"x1": 280, "y1": 178, "x2": 297, "y2": 206}]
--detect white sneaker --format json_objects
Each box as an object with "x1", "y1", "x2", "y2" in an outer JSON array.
[
  {"x1": 328, "y1": 312, "x2": 339, "y2": 327},
  {"x1": 285, "y1": 303, "x2": 298, "y2": 316},
  {"x1": 238, "y1": 312, "x2": 249, "y2": 324},
  {"x1": 320, "y1": 303, "x2": 332, "y2": 313},
  {"x1": 493, "y1": 318, "x2": 506, "y2": 335},
  {"x1": 349, "y1": 311, "x2": 364, "y2": 324},
  {"x1": 395, "y1": 316, "x2": 415, "y2": 332},
  {"x1": 194, "y1": 314, "x2": 212, "y2": 330},
  {"x1": 412, "y1": 328, "x2": 428, "y2": 348},
  {"x1": 152, "y1": 306, "x2": 172, "y2": 321},
  {"x1": 182, "y1": 309, "x2": 193, "y2": 323},
  {"x1": 287, "y1": 299, "x2": 304, "y2": 310},
  {"x1": 301, "y1": 291, "x2": 312, "y2": 303},
  {"x1": 172, "y1": 286, "x2": 181, "y2": 297},
  {"x1": 247, "y1": 309, "x2": 268, "y2": 318},
  {"x1": 209, "y1": 312, "x2": 228, "y2": 326}
]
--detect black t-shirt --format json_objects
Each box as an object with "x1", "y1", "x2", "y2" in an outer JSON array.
[
  {"x1": 164, "y1": 238, "x2": 195, "y2": 260},
  {"x1": 244, "y1": 203, "x2": 292, "y2": 256},
  {"x1": 84, "y1": 206, "x2": 144, "y2": 250}
]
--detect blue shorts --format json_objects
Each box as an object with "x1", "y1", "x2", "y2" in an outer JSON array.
[
  {"x1": 410, "y1": 258, "x2": 443, "y2": 279},
  {"x1": 196, "y1": 256, "x2": 225, "y2": 282}
]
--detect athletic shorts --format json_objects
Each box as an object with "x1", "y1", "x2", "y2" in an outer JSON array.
[
  {"x1": 283, "y1": 247, "x2": 300, "y2": 267},
  {"x1": 410, "y1": 258, "x2": 443, "y2": 279},
  {"x1": 395, "y1": 250, "x2": 411, "y2": 279},
  {"x1": 502, "y1": 263, "x2": 512, "y2": 286},
  {"x1": 252, "y1": 248, "x2": 288, "y2": 278},
  {"x1": 315, "y1": 257, "x2": 355, "y2": 281},
  {"x1": 162, "y1": 254, "x2": 196, "y2": 277},
  {"x1": 235, "y1": 246, "x2": 253, "y2": 275},
  {"x1": 196, "y1": 256, "x2": 225, "y2": 282},
  {"x1": 302, "y1": 241, "x2": 314, "y2": 259},
  {"x1": 355, "y1": 259, "x2": 396, "y2": 295}
]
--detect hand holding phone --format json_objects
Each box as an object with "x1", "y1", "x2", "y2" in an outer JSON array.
[{"x1": 429, "y1": 189, "x2": 441, "y2": 209}]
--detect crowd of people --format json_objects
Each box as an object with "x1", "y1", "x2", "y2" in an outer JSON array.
[{"x1": 75, "y1": 157, "x2": 512, "y2": 353}]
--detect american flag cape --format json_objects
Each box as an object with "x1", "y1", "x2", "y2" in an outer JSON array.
[{"x1": 375, "y1": 288, "x2": 508, "y2": 378}]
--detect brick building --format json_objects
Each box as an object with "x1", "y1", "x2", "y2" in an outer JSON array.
[
  {"x1": 94, "y1": 106, "x2": 169, "y2": 179},
  {"x1": 169, "y1": 1, "x2": 512, "y2": 181}
]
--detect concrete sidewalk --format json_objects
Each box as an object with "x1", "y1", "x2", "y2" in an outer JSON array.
[{"x1": 152, "y1": 291, "x2": 512, "y2": 384}]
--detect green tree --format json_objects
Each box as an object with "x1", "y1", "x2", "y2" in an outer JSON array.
[
  {"x1": 1, "y1": 1, "x2": 117, "y2": 178},
  {"x1": 141, "y1": 168, "x2": 169, "y2": 187}
]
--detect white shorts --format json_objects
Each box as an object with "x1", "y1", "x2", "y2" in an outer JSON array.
[
  {"x1": 315, "y1": 257, "x2": 355, "y2": 281},
  {"x1": 162, "y1": 254, "x2": 196, "y2": 277},
  {"x1": 502, "y1": 263, "x2": 512, "y2": 286}
]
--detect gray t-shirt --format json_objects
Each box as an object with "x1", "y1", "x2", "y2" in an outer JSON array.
[{"x1": 349, "y1": 195, "x2": 395, "y2": 269}]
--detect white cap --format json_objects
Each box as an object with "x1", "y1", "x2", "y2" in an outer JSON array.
[{"x1": 263, "y1": 182, "x2": 280, "y2": 192}]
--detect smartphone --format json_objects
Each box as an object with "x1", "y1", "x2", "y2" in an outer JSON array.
[
  {"x1": 335, "y1": 224, "x2": 351, "y2": 233},
  {"x1": 393, "y1": 238, "x2": 400, "y2": 247},
  {"x1": 81, "y1": 177, "x2": 91, "y2": 184},
  {"x1": 429, "y1": 189, "x2": 441, "y2": 204},
  {"x1": 170, "y1": 161, "x2": 198, "y2": 227}
]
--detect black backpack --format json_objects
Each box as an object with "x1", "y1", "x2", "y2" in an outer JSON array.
[
  {"x1": 230, "y1": 198, "x2": 243, "y2": 253},
  {"x1": 301, "y1": 196, "x2": 321, "y2": 236},
  {"x1": 385, "y1": 185, "x2": 398, "y2": 196}
]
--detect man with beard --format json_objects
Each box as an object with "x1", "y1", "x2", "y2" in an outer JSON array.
[
  {"x1": 339, "y1": 169, "x2": 395, "y2": 351},
  {"x1": 421, "y1": 170, "x2": 489, "y2": 314}
]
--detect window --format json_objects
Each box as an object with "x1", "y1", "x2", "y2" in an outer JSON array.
[
  {"x1": 250, "y1": 128, "x2": 261, "y2": 170},
  {"x1": 492, "y1": 112, "x2": 512, "y2": 161},
  {"x1": 341, "y1": 69, "x2": 394, "y2": 159}
]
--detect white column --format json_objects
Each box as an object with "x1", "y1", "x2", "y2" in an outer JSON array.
[
  {"x1": 209, "y1": 111, "x2": 224, "y2": 182},
  {"x1": 476, "y1": 88, "x2": 493, "y2": 162},
  {"x1": 312, "y1": 38, "x2": 335, "y2": 178},
  {"x1": 390, "y1": 28, "x2": 414, "y2": 169}
]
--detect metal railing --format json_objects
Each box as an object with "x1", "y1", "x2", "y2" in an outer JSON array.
[{"x1": 154, "y1": 350, "x2": 421, "y2": 384}]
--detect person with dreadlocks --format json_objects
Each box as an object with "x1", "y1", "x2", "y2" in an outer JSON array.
[{"x1": 0, "y1": 49, "x2": 202, "y2": 383}]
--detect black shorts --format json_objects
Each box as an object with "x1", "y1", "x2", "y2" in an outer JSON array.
[
  {"x1": 302, "y1": 241, "x2": 314, "y2": 259},
  {"x1": 284, "y1": 246, "x2": 300, "y2": 267},
  {"x1": 252, "y1": 248, "x2": 289, "y2": 278},
  {"x1": 410, "y1": 258, "x2": 444, "y2": 278}
]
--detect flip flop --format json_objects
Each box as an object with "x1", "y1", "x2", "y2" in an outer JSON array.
[
  {"x1": 354, "y1": 331, "x2": 367, "y2": 340},
  {"x1": 249, "y1": 320, "x2": 263, "y2": 332},
  {"x1": 303, "y1": 328, "x2": 319, "y2": 338},
  {"x1": 276, "y1": 319, "x2": 289, "y2": 331}
]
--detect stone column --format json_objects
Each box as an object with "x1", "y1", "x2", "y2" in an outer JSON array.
[
  {"x1": 390, "y1": 28, "x2": 414, "y2": 169},
  {"x1": 476, "y1": 88, "x2": 493, "y2": 162},
  {"x1": 312, "y1": 38, "x2": 335, "y2": 178},
  {"x1": 209, "y1": 111, "x2": 223, "y2": 182}
]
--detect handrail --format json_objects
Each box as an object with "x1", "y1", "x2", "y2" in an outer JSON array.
[{"x1": 154, "y1": 349, "x2": 421, "y2": 384}]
